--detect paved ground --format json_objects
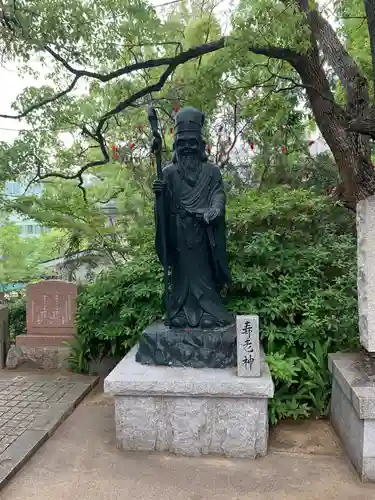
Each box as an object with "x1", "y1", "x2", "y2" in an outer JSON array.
[
  {"x1": 2, "y1": 386, "x2": 375, "y2": 499},
  {"x1": 0, "y1": 371, "x2": 98, "y2": 487}
]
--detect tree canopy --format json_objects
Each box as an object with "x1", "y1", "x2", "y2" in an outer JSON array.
[
  {"x1": 0, "y1": 0, "x2": 374, "y2": 208},
  {"x1": 0, "y1": 219, "x2": 63, "y2": 285}
]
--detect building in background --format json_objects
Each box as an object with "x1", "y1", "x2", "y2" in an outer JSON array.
[
  {"x1": 40, "y1": 249, "x2": 112, "y2": 283},
  {"x1": 4, "y1": 181, "x2": 47, "y2": 237},
  {"x1": 307, "y1": 132, "x2": 330, "y2": 157}
]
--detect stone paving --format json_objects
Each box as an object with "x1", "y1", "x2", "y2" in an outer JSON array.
[
  {"x1": 0, "y1": 372, "x2": 98, "y2": 489},
  {"x1": 2, "y1": 393, "x2": 375, "y2": 500}
]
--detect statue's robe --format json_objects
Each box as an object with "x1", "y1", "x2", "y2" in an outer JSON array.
[{"x1": 155, "y1": 160, "x2": 233, "y2": 328}]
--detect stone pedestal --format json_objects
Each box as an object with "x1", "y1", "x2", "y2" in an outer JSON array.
[
  {"x1": 136, "y1": 321, "x2": 236, "y2": 368},
  {"x1": 329, "y1": 352, "x2": 375, "y2": 481},
  {"x1": 104, "y1": 345, "x2": 274, "y2": 458},
  {"x1": 6, "y1": 344, "x2": 70, "y2": 370}
]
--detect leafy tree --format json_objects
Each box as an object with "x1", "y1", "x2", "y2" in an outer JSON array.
[
  {"x1": 10, "y1": 158, "x2": 153, "y2": 265},
  {"x1": 0, "y1": 219, "x2": 62, "y2": 286},
  {"x1": 0, "y1": 0, "x2": 374, "y2": 208}
]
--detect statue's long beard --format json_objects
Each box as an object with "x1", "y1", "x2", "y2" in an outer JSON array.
[{"x1": 178, "y1": 155, "x2": 201, "y2": 182}]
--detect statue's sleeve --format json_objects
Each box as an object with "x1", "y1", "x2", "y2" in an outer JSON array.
[
  {"x1": 210, "y1": 166, "x2": 226, "y2": 216},
  {"x1": 208, "y1": 165, "x2": 231, "y2": 285}
]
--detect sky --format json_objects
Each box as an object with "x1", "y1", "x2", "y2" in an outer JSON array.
[{"x1": 0, "y1": 66, "x2": 32, "y2": 141}]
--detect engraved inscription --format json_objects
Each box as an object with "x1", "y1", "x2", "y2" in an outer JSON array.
[
  {"x1": 236, "y1": 315, "x2": 260, "y2": 377},
  {"x1": 26, "y1": 280, "x2": 77, "y2": 336},
  {"x1": 31, "y1": 293, "x2": 74, "y2": 327}
]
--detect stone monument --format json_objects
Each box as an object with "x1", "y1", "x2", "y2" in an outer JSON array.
[
  {"x1": 105, "y1": 106, "x2": 274, "y2": 458},
  {"x1": 329, "y1": 196, "x2": 375, "y2": 481},
  {"x1": 9, "y1": 280, "x2": 77, "y2": 369}
]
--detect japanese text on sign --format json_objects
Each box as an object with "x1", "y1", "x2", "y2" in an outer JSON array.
[{"x1": 241, "y1": 320, "x2": 255, "y2": 370}]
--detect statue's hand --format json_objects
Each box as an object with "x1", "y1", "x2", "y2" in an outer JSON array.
[
  {"x1": 203, "y1": 208, "x2": 220, "y2": 224},
  {"x1": 153, "y1": 179, "x2": 166, "y2": 196}
]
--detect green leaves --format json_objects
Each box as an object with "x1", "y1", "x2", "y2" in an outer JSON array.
[
  {"x1": 0, "y1": 220, "x2": 63, "y2": 285},
  {"x1": 8, "y1": 294, "x2": 27, "y2": 338},
  {"x1": 71, "y1": 186, "x2": 358, "y2": 425},
  {"x1": 71, "y1": 251, "x2": 163, "y2": 370},
  {"x1": 227, "y1": 187, "x2": 358, "y2": 423},
  {"x1": 340, "y1": 0, "x2": 372, "y2": 92}
]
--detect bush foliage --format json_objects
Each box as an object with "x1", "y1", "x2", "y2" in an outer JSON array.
[
  {"x1": 8, "y1": 294, "x2": 27, "y2": 338},
  {"x1": 227, "y1": 188, "x2": 358, "y2": 422},
  {"x1": 73, "y1": 187, "x2": 358, "y2": 423}
]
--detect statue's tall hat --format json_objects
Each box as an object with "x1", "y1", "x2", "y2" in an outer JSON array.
[{"x1": 174, "y1": 106, "x2": 205, "y2": 139}]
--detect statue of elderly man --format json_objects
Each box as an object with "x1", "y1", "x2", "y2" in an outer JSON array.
[{"x1": 153, "y1": 107, "x2": 233, "y2": 329}]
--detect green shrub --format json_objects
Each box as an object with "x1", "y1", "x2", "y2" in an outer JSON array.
[
  {"x1": 227, "y1": 187, "x2": 358, "y2": 423},
  {"x1": 71, "y1": 253, "x2": 163, "y2": 373},
  {"x1": 8, "y1": 293, "x2": 27, "y2": 339},
  {"x1": 73, "y1": 187, "x2": 358, "y2": 422}
]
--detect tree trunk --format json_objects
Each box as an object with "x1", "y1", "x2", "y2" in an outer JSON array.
[
  {"x1": 293, "y1": 51, "x2": 375, "y2": 208},
  {"x1": 282, "y1": 1, "x2": 375, "y2": 206},
  {"x1": 364, "y1": 0, "x2": 375, "y2": 101}
]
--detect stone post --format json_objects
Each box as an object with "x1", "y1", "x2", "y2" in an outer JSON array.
[
  {"x1": 329, "y1": 196, "x2": 375, "y2": 481},
  {"x1": 357, "y1": 196, "x2": 375, "y2": 352}
]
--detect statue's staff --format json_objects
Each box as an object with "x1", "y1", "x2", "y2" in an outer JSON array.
[{"x1": 147, "y1": 106, "x2": 170, "y2": 326}]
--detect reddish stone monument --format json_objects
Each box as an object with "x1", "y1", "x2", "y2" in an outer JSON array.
[{"x1": 16, "y1": 280, "x2": 77, "y2": 347}]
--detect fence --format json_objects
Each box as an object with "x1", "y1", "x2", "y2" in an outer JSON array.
[{"x1": 0, "y1": 305, "x2": 9, "y2": 368}]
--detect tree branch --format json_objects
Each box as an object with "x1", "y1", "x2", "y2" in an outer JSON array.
[
  {"x1": 3, "y1": 33, "x2": 303, "y2": 196},
  {"x1": 46, "y1": 40, "x2": 299, "y2": 79},
  {"x1": 348, "y1": 105, "x2": 375, "y2": 139},
  {"x1": 265, "y1": 67, "x2": 348, "y2": 116},
  {"x1": 0, "y1": 38, "x2": 300, "y2": 122},
  {"x1": 44, "y1": 40, "x2": 227, "y2": 82},
  {"x1": 0, "y1": 75, "x2": 80, "y2": 119}
]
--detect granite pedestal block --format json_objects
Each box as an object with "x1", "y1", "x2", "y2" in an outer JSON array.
[
  {"x1": 104, "y1": 345, "x2": 274, "y2": 458},
  {"x1": 136, "y1": 321, "x2": 236, "y2": 368},
  {"x1": 329, "y1": 352, "x2": 375, "y2": 481}
]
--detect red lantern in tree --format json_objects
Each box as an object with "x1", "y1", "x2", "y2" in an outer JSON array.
[
  {"x1": 281, "y1": 145, "x2": 287, "y2": 154},
  {"x1": 113, "y1": 152, "x2": 119, "y2": 160},
  {"x1": 111, "y1": 145, "x2": 117, "y2": 151},
  {"x1": 129, "y1": 142, "x2": 135, "y2": 151}
]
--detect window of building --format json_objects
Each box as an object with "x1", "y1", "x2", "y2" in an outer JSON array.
[{"x1": 6, "y1": 182, "x2": 21, "y2": 196}]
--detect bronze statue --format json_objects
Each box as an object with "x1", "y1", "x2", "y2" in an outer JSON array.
[
  {"x1": 152, "y1": 107, "x2": 233, "y2": 329},
  {"x1": 136, "y1": 106, "x2": 235, "y2": 369}
]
